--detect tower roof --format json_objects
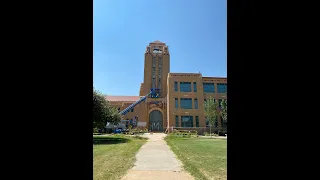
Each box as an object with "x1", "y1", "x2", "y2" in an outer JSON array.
[{"x1": 150, "y1": 40, "x2": 165, "y2": 45}]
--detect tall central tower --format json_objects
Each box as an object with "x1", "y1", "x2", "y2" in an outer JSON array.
[{"x1": 140, "y1": 41, "x2": 170, "y2": 97}]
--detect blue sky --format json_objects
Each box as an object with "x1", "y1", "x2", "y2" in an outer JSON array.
[{"x1": 94, "y1": 0, "x2": 226, "y2": 96}]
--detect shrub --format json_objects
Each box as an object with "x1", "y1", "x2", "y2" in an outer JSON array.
[
  {"x1": 218, "y1": 130, "x2": 227, "y2": 136},
  {"x1": 93, "y1": 128, "x2": 99, "y2": 133},
  {"x1": 204, "y1": 132, "x2": 219, "y2": 136},
  {"x1": 128, "y1": 127, "x2": 148, "y2": 135}
]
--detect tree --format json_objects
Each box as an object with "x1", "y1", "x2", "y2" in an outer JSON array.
[
  {"x1": 107, "y1": 106, "x2": 121, "y2": 125},
  {"x1": 204, "y1": 96, "x2": 219, "y2": 138},
  {"x1": 220, "y1": 99, "x2": 227, "y2": 128},
  {"x1": 93, "y1": 88, "x2": 120, "y2": 130}
]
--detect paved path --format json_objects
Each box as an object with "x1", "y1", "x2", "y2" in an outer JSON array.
[{"x1": 121, "y1": 133, "x2": 194, "y2": 180}]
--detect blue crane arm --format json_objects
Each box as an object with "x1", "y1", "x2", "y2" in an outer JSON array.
[{"x1": 119, "y1": 91, "x2": 152, "y2": 115}]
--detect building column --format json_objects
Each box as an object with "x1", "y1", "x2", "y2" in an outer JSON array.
[{"x1": 192, "y1": 98, "x2": 194, "y2": 109}]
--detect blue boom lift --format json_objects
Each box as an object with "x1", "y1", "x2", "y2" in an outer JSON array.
[
  {"x1": 119, "y1": 88, "x2": 160, "y2": 115},
  {"x1": 110, "y1": 89, "x2": 160, "y2": 133}
]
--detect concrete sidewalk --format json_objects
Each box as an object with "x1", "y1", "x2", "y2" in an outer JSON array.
[{"x1": 121, "y1": 133, "x2": 194, "y2": 180}]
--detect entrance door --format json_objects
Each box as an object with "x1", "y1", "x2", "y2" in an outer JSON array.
[{"x1": 149, "y1": 110, "x2": 163, "y2": 131}]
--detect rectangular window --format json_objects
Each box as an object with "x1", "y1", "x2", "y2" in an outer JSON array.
[
  {"x1": 152, "y1": 78, "x2": 156, "y2": 88},
  {"x1": 174, "y1": 82, "x2": 178, "y2": 91},
  {"x1": 193, "y1": 82, "x2": 197, "y2": 92},
  {"x1": 152, "y1": 57, "x2": 156, "y2": 67},
  {"x1": 203, "y1": 83, "x2": 215, "y2": 93},
  {"x1": 206, "y1": 116, "x2": 218, "y2": 127},
  {"x1": 180, "y1": 82, "x2": 192, "y2": 92},
  {"x1": 194, "y1": 98, "x2": 198, "y2": 109},
  {"x1": 218, "y1": 99, "x2": 222, "y2": 108},
  {"x1": 152, "y1": 66, "x2": 156, "y2": 88},
  {"x1": 180, "y1": 98, "x2": 192, "y2": 109},
  {"x1": 175, "y1": 98, "x2": 178, "y2": 108},
  {"x1": 181, "y1": 116, "x2": 193, "y2": 127},
  {"x1": 205, "y1": 117, "x2": 209, "y2": 127},
  {"x1": 215, "y1": 117, "x2": 219, "y2": 128},
  {"x1": 159, "y1": 57, "x2": 162, "y2": 67},
  {"x1": 158, "y1": 79, "x2": 161, "y2": 90},
  {"x1": 175, "y1": 115, "x2": 179, "y2": 127},
  {"x1": 195, "y1": 116, "x2": 199, "y2": 127},
  {"x1": 217, "y1": 83, "x2": 227, "y2": 93}
]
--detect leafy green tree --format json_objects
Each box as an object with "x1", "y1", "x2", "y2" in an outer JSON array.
[
  {"x1": 220, "y1": 99, "x2": 227, "y2": 127},
  {"x1": 220, "y1": 99, "x2": 228, "y2": 126},
  {"x1": 107, "y1": 106, "x2": 121, "y2": 125},
  {"x1": 204, "y1": 96, "x2": 219, "y2": 137},
  {"x1": 93, "y1": 88, "x2": 120, "y2": 130}
]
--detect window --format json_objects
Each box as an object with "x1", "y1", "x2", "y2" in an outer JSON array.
[
  {"x1": 175, "y1": 98, "x2": 178, "y2": 108},
  {"x1": 158, "y1": 79, "x2": 161, "y2": 90},
  {"x1": 180, "y1": 98, "x2": 192, "y2": 109},
  {"x1": 152, "y1": 57, "x2": 156, "y2": 67},
  {"x1": 203, "y1": 83, "x2": 215, "y2": 93},
  {"x1": 205, "y1": 117, "x2": 209, "y2": 127},
  {"x1": 217, "y1": 83, "x2": 227, "y2": 93},
  {"x1": 193, "y1": 82, "x2": 197, "y2": 92},
  {"x1": 126, "y1": 119, "x2": 129, "y2": 128},
  {"x1": 215, "y1": 118, "x2": 219, "y2": 128},
  {"x1": 180, "y1": 82, "x2": 191, "y2": 92},
  {"x1": 130, "y1": 108, "x2": 134, "y2": 112},
  {"x1": 152, "y1": 67, "x2": 156, "y2": 88},
  {"x1": 205, "y1": 116, "x2": 218, "y2": 127},
  {"x1": 195, "y1": 116, "x2": 199, "y2": 127},
  {"x1": 174, "y1": 82, "x2": 178, "y2": 91},
  {"x1": 158, "y1": 61, "x2": 162, "y2": 90},
  {"x1": 175, "y1": 115, "x2": 179, "y2": 127},
  {"x1": 181, "y1": 116, "x2": 193, "y2": 127},
  {"x1": 159, "y1": 57, "x2": 162, "y2": 67},
  {"x1": 152, "y1": 78, "x2": 156, "y2": 88},
  {"x1": 194, "y1": 99, "x2": 198, "y2": 109},
  {"x1": 222, "y1": 118, "x2": 227, "y2": 127},
  {"x1": 218, "y1": 99, "x2": 222, "y2": 108}
]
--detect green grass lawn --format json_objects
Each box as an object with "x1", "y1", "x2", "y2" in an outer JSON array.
[
  {"x1": 165, "y1": 136, "x2": 227, "y2": 180},
  {"x1": 93, "y1": 135, "x2": 147, "y2": 180}
]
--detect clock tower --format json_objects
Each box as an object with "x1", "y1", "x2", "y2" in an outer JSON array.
[{"x1": 139, "y1": 40, "x2": 170, "y2": 98}]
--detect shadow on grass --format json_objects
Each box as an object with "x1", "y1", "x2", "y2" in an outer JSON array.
[{"x1": 93, "y1": 137, "x2": 131, "y2": 145}]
